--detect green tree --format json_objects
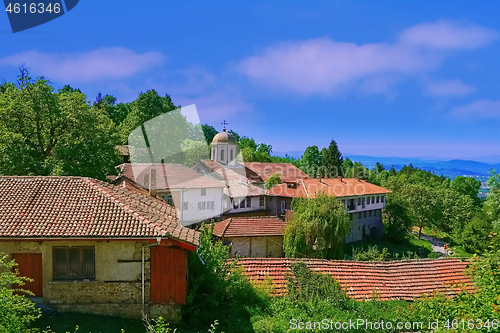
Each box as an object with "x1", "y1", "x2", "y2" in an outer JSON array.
[
  {"x1": 400, "y1": 184, "x2": 442, "y2": 238},
  {"x1": 450, "y1": 176, "x2": 481, "y2": 206},
  {"x1": 284, "y1": 194, "x2": 350, "y2": 259},
  {"x1": 0, "y1": 253, "x2": 41, "y2": 333},
  {"x1": 181, "y1": 139, "x2": 209, "y2": 167},
  {"x1": 320, "y1": 140, "x2": 343, "y2": 178},
  {"x1": 0, "y1": 68, "x2": 119, "y2": 180},
  {"x1": 383, "y1": 192, "x2": 414, "y2": 241},
  {"x1": 301, "y1": 145, "x2": 322, "y2": 178},
  {"x1": 264, "y1": 173, "x2": 282, "y2": 189},
  {"x1": 119, "y1": 89, "x2": 179, "y2": 143},
  {"x1": 201, "y1": 124, "x2": 218, "y2": 145}
]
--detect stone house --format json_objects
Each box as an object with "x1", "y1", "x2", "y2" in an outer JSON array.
[
  {"x1": 0, "y1": 176, "x2": 200, "y2": 321},
  {"x1": 212, "y1": 216, "x2": 285, "y2": 258}
]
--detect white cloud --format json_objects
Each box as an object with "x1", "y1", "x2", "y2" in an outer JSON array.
[
  {"x1": 452, "y1": 99, "x2": 500, "y2": 119},
  {"x1": 425, "y1": 79, "x2": 475, "y2": 97},
  {"x1": 0, "y1": 47, "x2": 165, "y2": 82},
  {"x1": 237, "y1": 21, "x2": 499, "y2": 96},
  {"x1": 399, "y1": 21, "x2": 500, "y2": 50}
]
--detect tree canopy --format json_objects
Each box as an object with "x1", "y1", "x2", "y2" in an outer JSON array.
[
  {"x1": 0, "y1": 68, "x2": 120, "y2": 180},
  {"x1": 284, "y1": 194, "x2": 351, "y2": 259}
]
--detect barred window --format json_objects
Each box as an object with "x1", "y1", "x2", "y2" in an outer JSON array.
[
  {"x1": 259, "y1": 196, "x2": 265, "y2": 207},
  {"x1": 53, "y1": 246, "x2": 95, "y2": 281}
]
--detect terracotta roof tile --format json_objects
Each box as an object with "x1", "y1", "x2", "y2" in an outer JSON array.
[
  {"x1": 117, "y1": 163, "x2": 224, "y2": 189},
  {"x1": 213, "y1": 216, "x2": 286, "y2": 237},
  {"x1": 200, "y1": 161, "x2": 309, "y2": 183},
  {"x1": 233, "y1": 258, "x2": 473, "y2": 300},
  {"x1": 269, "y1": 178, "x2": 391, "y2": 198},
  {"x1": 0, "y1": 176, "x2": 199, "y2": 246}
]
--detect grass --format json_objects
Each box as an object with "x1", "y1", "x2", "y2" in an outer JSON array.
[
  {"x1": 345, "y1": 234, "x2": 433, "y2": 260},
  {"x1": 32, "y1": 312, "x2": 145, "y2": 333}
]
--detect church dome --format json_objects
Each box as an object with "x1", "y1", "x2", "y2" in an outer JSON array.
[{"x1": 212, "y1": 129, "x2": 236, "y2": 144}]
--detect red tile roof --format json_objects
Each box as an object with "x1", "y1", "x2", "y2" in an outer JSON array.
[
  {"x1": 269, "y1": 178, "x2": 392, "y2": 198},
  {"x1": 117, "y1": 163, "x2": 224, "y2": 189},
  {"x1": 223, "y1": 181, "x2": 267, "y2": 198},
  {"x1": 234, "y1": 258, "x2": 473, "y2": 300},
  {"x1": 243, "y1": 162, "x2": 310, "y2": 183},
  {"x1": 199, "y1": 161, "x2": 309, "y2": 183},
  {"x1": 213, "y1": 216, "x2": 286, "y2": 237},
  {"x1": 0, "y1": 176, "x2": 199, "y2": 246}
]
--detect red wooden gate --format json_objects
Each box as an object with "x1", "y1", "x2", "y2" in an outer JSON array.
[
  {"x1": 12, "y1": 253, "x2": 43, "y2": 296},
  {"x1": 150, "y1": 246, "x2": 187, "y2": 304}
]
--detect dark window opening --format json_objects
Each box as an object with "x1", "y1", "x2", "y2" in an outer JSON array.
[{"x1": 53, "y1": 246, "x2": 95, "y2": 281}]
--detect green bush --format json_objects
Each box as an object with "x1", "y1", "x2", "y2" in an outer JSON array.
[
  {"x1": 0, "y1": 253, "x2": 41, "y2": 333},
  {"x1": 427, "y1": 251, "x2": 440, "y2": 259},
  {"x1": 183, "y1": 223, "x2": 268, "y2": 331},
  {"x1": 352, "y1": 245, "x2": 390, "y2": 261}
]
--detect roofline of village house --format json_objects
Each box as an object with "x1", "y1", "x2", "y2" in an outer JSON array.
[{"x1": 0, "y1": 237, "x2": 197, "y2": 251}]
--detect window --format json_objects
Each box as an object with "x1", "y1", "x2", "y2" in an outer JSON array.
[
  {"x1": 372, "y1": 197, "x2": 375, "y2": 204},
  {"x1": 357, "y1": 198, "x2": 362, "y2": 205},
  {"x1": 381, "y1": 196, "x2": 385, "y2": 203},
  {"x1": 207, "y1": 201, "x2": 214, "y2": 210},
  {"x1": 160, "y1": 193, "x2": 173, "y2": 205},
  {"x1": 358, "y1": 212, "x2": 361, "y2": 219},
  {"x1": 230, "y1": 149, "x2": 233, "y2": 161},
  {"x1": 201, "y1": 188, "x2": 206, "y2": 196},
  {"x1": 53, "y1": 246, "x2": 95, "y2": 281},
  {"x1": 246, "y1": 197, "x2": 251, "y2": 207},
  {"x1": 198, "y1": 201, "x2": 206, "y2": 210},
  {"x1": 183, "y1": 202, "x2": 188, "y2": 210},
  {"x1": 220, "y1": 149, "x2": 225, "y2": 161},
  {"x1": 259, "y1": 196, "x2": 265, "y2": 207},
  {"x1": 376, "y1": 196, "x2": 380, "y2": 203},
  {"x1": 240, "y1": 198, "x2": 246, "y2": 209},
  {"x1": 364, "y1": 197, "x2": 368, "y2": 205},
  {"x1": 281, "y1": 201, "x2": 286, "y2": 213}
]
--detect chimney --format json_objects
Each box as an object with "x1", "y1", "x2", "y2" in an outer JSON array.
[
  {"x1": 316, "y1": 174, "x2": 321, "y2": 183},
  {"x1": 338, "y1": 176, "x2": 343, "y2": 182},
  {"x1": 149, "y1": 169, "x2": 157, "y2": 197},
  {"x1": 355, "y1": 177, "x2": 360, "y2": 181}
]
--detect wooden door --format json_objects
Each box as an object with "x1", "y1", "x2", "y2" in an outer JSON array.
[
  {"x1": 12, "y1": 253, "x2": 43, "y2": 296},
  {"x1": 150, "y1": 246, "x2": 187, "y2": 304}
]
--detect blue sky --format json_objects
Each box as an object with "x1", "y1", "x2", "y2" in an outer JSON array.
[{"x1": 1, "y1": 0, "x2": 499, "y2": 161}]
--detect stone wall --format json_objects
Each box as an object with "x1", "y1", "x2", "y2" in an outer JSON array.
[
  {"x1": 0, "y1": 240, "x2": 183, "y2": 321},
  {"x1": 228, "y1": 236, "x2": 283, "y2": 257}
]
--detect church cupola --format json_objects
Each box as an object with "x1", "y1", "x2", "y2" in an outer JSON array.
[{"x1": 211, "y1": 121, "x2": 238, "y2": 166}]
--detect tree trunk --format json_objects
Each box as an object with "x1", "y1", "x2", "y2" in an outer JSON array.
[{"x1": 418, "y1": 225, "x2": 423, "y2": 239}]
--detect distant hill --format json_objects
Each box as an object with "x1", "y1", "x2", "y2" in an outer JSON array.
[
  {"x1": 345, "y1": 155, "x2": 499, "y2": 179},
  {"x1": 272, "y1": 151, "x2": 499, "y2": 179}
]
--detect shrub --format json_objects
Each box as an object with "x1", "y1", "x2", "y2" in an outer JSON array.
[
  {"x1": 427, "y1": 251, "x2": 440, "y2": 259},
  {"x1": 0, "y1": 253, "x2": 41, "y2": 333},
  {"x1": 184, "y1": 223, "x2": 267, "y2": 330},
  {"x1": 352, "y1": 245, "x2": 390, "y2": 261}
]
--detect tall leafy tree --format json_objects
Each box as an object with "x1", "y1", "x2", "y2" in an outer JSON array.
[
  {"x1": 119, "y1": 89, "x2": 179, "y2": 143},
  {"x1": 301, "y1": 145, "x2": 322, "y2": 178},
  {"x1": 201, "y1": 124, "x2": 218, "y2": 145},
  {"x1": 320, "y1": 139, "x2": 343, "y2": 178},
  {"x1": 284, "y1": 194, "x2": 350, "y2": 259},
  {"x1": 0, "y1": 68, "x2": 119, "y2": 180},
  {"x1": 400, "y1": 183, "x2": 442, "y2": 238}
]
